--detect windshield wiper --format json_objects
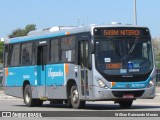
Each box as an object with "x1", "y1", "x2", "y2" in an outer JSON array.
[{"x1": 128, "y1": 38, "x2": 138, "y2": 55}]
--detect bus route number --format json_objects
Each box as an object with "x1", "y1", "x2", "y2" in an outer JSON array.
[{"x1": 106, "y1": 63, "x2": 122, "y2": 69}]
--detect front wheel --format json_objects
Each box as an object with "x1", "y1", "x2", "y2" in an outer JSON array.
[
  {"x1": 118, "y1": 100, "x2": 133, "y2": 109},
  {"x1": 70, "y1": 85, "x2": 85, "y2": 109}
]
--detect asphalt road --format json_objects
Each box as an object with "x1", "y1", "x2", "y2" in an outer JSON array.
[
  {"x1": 0, "y1": 98, "x2": 160, "y2": 120},
  {"x1": 1, "y1": 88, "x2": 160, "y2": 120},
  {"x1": 0, "y1": 98, "x2": 160, "y2": 111}
]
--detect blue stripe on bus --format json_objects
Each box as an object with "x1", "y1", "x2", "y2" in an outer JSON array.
[
  {"x1": 5, "y1": 64, "x2": 65, "y2": 87},
  {"x1": 5, "y1": 64, "x2": 151, "y2": 89},
  {"x1": 9, "y1": 32, "x2": 66, "y2": 44},
  {"x1": 6, "y1": 66, "x2": 37, "y2": 86},
  {"x1": 111, "y1": 77, "x2": 151, "y2": 89}
]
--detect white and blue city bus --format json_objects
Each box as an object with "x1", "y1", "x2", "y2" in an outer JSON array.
[{"x1": 3, "y1": 23, "x2": 156, "y2": 109}]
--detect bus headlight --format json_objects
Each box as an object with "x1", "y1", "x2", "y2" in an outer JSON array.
[
  {"x1": 96, "y1": 78, "x2": 106, "y2": 88},
  {"x1": 147, "y1": 80, "x2": 155, "y2": 88}
]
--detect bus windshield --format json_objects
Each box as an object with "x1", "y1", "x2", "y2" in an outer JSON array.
[{"x1": 95, "y1": 38, "x2": 153, "y2": 76}]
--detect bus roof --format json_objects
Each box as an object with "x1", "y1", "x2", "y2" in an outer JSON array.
[
  {"x1": 4, "y1": 26, "x2": 91, "y2": 44},
  {"x1": 4, "y1": 24, "x2": 148, "y2": 44}
]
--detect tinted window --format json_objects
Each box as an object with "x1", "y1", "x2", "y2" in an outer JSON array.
[
  {"x1": 10, "y1": 44, "x2": 20, "y2": 66},
  {"x1": 50, "y1": 39, "x2": 60, "y2": 63},
  {"x1": 7, "y1": 46, "x2": 12, "y2": 66},
  {"x1": 32, "y1": 42, "x2": 36, "y2": 65},
  {"x1": 21, "y1": 43, "x2": 32, "y2": 65},
  {"x1": 4, "y1": 45, "x2": 9, "y2": 67},
  {"x1": 61, "y1": 36, "x2": 75, "y2": 62},
  {"x1": 95, "y1": 39, "x2": 153, "y2": 75}
]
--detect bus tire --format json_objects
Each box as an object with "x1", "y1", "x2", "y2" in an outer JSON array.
[
  {"x1": 70, "y1": 85, "x2": 85, "y2": 109},
  {"x1": 118, "y1": 100, "x2": 133, "y2": 109},
  {"x1": 24, "y1": 84, "x2": 36, "y2": 107}
]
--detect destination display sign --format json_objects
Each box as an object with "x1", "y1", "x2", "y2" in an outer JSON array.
[
  {"x1": 104, "y1": 29, "x2": 140, "y2": 36},
  {"x1": 94, "y1": 27, "x2": 150, "y2": 37}
]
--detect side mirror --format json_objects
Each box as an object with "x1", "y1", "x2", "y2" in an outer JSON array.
[
  {"x1": 88, "y1": 40, "x2": 94, "y2": 70},
  {"x1": 90, "y1": 39, "x2": 95, "y2": 54}
]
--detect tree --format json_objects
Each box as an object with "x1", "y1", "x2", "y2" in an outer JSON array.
[
  {"x1": 152, "y1": 37, "x2": 160, "y2": 68},
  {"x1": 8, "y1": 24, "x2": 36, "y2": 38},
  {"x1": 25, "y1": 24, "x2": 36, "y2": 33}
]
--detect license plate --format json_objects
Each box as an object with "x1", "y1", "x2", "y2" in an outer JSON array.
[{"x1": 123, "y1": 94, "x2": 134, "y2": 99}]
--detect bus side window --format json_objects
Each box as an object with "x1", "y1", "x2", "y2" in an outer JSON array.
[
  {"x1": 10, "y1": 44, "x2": 20, "y2": 66},
  {"x1": 32, "y1": 42, "x2": 36, "y2": 65},
  {"x1": 21, "y1": 43, "x2": 32, "y2": 66},
  {"x1": 61, "y1": 36, "x2": 75, "y2": 63},
  {"x1": 7, "y1": 45, "x2": 12, "y2": 66},
  {"x1": 4, "y1": 45, "x2": 9, "y2": 67},
  {"x1": 50, "y1": 39, "x2": 60, "y2": 63}
]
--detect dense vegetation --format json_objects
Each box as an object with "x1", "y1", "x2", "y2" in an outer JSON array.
[
  {"x1": 8, "y1": 24, "x2": 36, "y2": 38},
  {"x1": 153, "y1": 37, "x2": 160, "y2": 69}
]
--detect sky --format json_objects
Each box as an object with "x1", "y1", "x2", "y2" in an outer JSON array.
[{"x1": 0, "y1": 0, "x2": 160, "y2": 38}]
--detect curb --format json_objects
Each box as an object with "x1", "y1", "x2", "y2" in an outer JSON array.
[{"x1": 0, "y1": 91, "x2": 21, "y2": 100}]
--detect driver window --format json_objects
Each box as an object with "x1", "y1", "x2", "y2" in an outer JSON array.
[{"x1": 142, "y1": 43, "x2": 148, "y2": 59}]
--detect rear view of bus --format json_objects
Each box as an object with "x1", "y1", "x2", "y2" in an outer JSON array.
[{"x1": 91, "y1": 25, "x2": 155, "y2": 108}]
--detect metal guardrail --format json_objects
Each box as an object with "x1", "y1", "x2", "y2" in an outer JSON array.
[
  {"x1": 156, "y1": 73, "x2": 160, "y2": 86},
  {"x1": 156, "y1": 68, "x2": 160, "y2": 81}
]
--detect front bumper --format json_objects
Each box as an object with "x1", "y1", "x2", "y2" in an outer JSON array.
[{"x1": 91, "y1": 85, "x2": 155, "y2": 100}]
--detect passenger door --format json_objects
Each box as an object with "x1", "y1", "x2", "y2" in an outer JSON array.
[
  {"x1": 37, "y1": 45, "x2": 48, "y2": 98},
  {"x1": 79, "y1": 41, "x2": 89, "y2": 98}
]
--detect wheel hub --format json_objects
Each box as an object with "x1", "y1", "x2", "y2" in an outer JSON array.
[
  {"x1": 25, "y1": 91, "x2": 30, "y2": 103},
  {"x1": 72, "y1": 89, "x2": 79, "y2": 103}
]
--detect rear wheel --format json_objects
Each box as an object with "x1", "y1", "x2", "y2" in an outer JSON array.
[
  {"x1": 70, "y1": 85, "x2": 85, "y2": 109},
  {"x1": 118, "y1": 100, "x2": 133, "y2": 109},
  {"x1": 24, "y1": 84, "x2": 43, "y2": 107}
]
